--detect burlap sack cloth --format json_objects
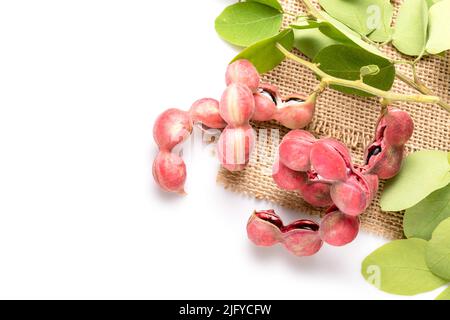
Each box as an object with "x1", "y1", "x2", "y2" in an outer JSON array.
[{"x1": 217, "y1": 0, "x2": 450, "y2": 239}]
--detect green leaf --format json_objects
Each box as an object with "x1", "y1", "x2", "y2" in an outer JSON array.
[
  {"x1": 215, "y1": 2, "x2": 283, "y2": 47},
  {"x1": 404, "y1": 184, "x2": 450, "y2": 240},
  {"x1": 313, "y1": 44, "x2": 395, "y2": 96},
  {"x1": 293, "y1": 13, "x2": 389, "y2": 60},
  {"x1": 247, "y1": 0, "x2": 283, "y2": 12},
  {"x1": 426, "y1": 217, "x2": 450, "y2": 280},
  {"x1": 319, "y1": 0, "x2": 393, "y2": 42},
  {"x1": 426, "y1": 0, "x2": 450, "y2": 54},
  {"x1": 436, "y1": 286, "x2": 450, "y2": 300},
  {"x1": 293, "y1": 28, "x2": 342, "y2": 60},
  {"x1": 381, "y1": 150, "x2": 450, "y2": 212},
  {"x1": 361, "y1": 239, "x2": 448, "y2": 295},
  {"x1": 320, "y1": 12, "x2": 388, "y2": 58},
  {"x1": 392, "y1": 0, "x2": 428, "y2": 56},
  {"x1": 318, "y1": 21, "x2": 358, "y2": 43},
  {"x1": 232, "y1": 29, "x2": 294, "y2": 73},
  {"x1": 293, "y1": 20, "x2": 350, "y2": 59}
]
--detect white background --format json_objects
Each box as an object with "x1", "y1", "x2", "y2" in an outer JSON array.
[{"x1": 0, "y1": 0, "x2": 441, "y2": 299}]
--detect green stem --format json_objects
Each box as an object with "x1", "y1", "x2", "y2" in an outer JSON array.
[
  {"x1": 396, "y1": 72, "x2": 450, "y2": 112},
  {"x1": 392, "y1": 60, "x2": 420, "y2": 84},
  {"x1": 394, "y1": 60, "x2": 450, "y2": 112},
  {"x1": 276, "y1": 43, "x2": 440, "y2": 104},
  {"x1": 395, "y1": 71, "x2": 429, "y2": 94},
  {"x1": 301, "y1": 0, "x2": 326, "y2": 20},
  {"x1": 283, "y1": 12, "x2": 298, "y2": 18}
]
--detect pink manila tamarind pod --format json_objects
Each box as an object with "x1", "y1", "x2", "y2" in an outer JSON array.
[
  {"x1": 217, "y1": 65, "x2": 256, "y2": 171},
  {"x1": 310, "y1": 139, "x2": 352, "y2": 182},
  {"x1": 226, "y1": 59, "x2": 261, "y2": 92},
  {"x1": 189, "y1": 98, "x2": 227, "y2": 129},
  {"x1": 330, "y1": 169, "x2": 378, "y2": 217},
  {"x1": 153, "y1": 108, "x2": 193, "y2": 152},
  {"x1": 272, "y1": 155, "x2": 333, "y2": 206},
  {"x1": 273, "y1": 130, "x2": 377, "y2": 216},
  {"x1": 152, "y1": 109, "x2": 193, "y2": 194},
  {"x1": 247, "y1": 208, "x2": 360, "y2": 256},
  {"x1": 272, "y1": 158, "x2": 308, "y2": 191},
  {"x1": 153, "y1": 98, "x2": 226, "y2": 194},
  {"x1": 219, "y1": 83, "x2": 255, "y2": 126},
  {"x1": 363, "y1": 106, "x2": 414, "y2": 179},
  {"x1": 273, "y1": 93, "x2": 317, "y2": 129},
  {"x1": 320, "y1": 206, "x2": 360, "y2": 247},
  {"x1": 299, "y1": 180, "x2": 334, "y2": 208},
  {"x1": 227, "y1": 59, "x2": 316, "y2": 129},
  {"x1": 281, "y1": 220, "x2": 323, "y2": 257},
  {"x1": 217, "y1": 125, "x2": 255, "y2": 172},
  {"x1": 247, "y1": 210, "x2": 323, "y2": 257},
  {"x1": 152, "y1": 60, "x2": 257, "y2": 192},
  {"x1": 309, "y1": 138, "x2": 377, "y2": 216},
  {"x1": 246, "y1": 210, "x2": 283, "y2": 246},
  {"x1": 252, "y1": 83, "x2": 280, "y2": 121},
  {"x1": 153, "y1": 151, "x2": 187, "y2": 194},
  {"x1": 252, "y1": 83, "x2": 317, "y2": 129},
  {"x1": 279, "y1": 130, "x2": 316, "y2": 171},
  {"x1": 152, "y1": 59, "x2": 257, "y2": 191}
]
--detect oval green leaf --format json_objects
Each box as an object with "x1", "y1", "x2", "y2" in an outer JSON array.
[
  {"x1": 292, "y1": 14, "x2": 390, "y2": 63},
  {"x1": 436, "y1": 286, "x2": 450, "y2": 300},
  {"x1": 426, "y1": 0, "x2": 450, "y2": 55},
  {"x1": 232, "y1": 29, "x2": 294, "y2": 73},
  {"x1": 319, "y1": 12, "x2": 388, "y2": 58},
  {"x1": 361, "y1": 239, "x2": 448, "y2": 295},
  {"x1": 404, "y1": 184, "x2": 450, "y2": 240},
  {"x1": 313, "y1": 44, "x2": 395, "y2": 96},
  {"x1": 381, "y1": 150, "x2": 450, "y2": 212},
  {"x1": 293, "y1": 12, "x2": 389, "y2": 60},
  {"x1": 215, "y1": 2, "x2": 283, "y2": 47},
  {"x1": 293, "y1": 28, "x2": 342, "y2": 59},
  {"x1": 319, "y1": 0, "x2": 393, "y2": 42},
  {"x1": 392, "y1": 0, "x2": 428, "y2": 56},
  {"x1": 293, "y1": 18, "x2": 352, "y2": 59},
  {"x1": 247, "y1": 0, "x2": 283, "y2": 12},
  {"x1": 318, "y1": 22, "x2": 358, "y2": 43},
  {"x1": 426, "y1": 217, "x2": 450, "y2": 280}
]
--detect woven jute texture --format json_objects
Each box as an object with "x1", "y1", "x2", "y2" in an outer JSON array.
[{"x1": 216, "y1": 0, "x2": 450, "y2": 239}]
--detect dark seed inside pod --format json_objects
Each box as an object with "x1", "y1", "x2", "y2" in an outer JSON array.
[
  {"x1": 283, "y1": 219, "x2": 319, "y2": 232},
  {"x1": 285, "y1": 97, "x2": 305, "y2": 104},
  {"x1": 255, "y1": 210, "x2": 284, "y2": 229},
  {"x1": 365, "y1": 145, "x2": 382, "y2": 164},
  {"x1": 259, "y1": 88, "x2": 278, "y2": 105}
]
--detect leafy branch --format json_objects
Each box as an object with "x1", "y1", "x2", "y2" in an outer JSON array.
[
  {"x1": 298, "y1": 0, "x2": 450, "y2": 112},
  {"x1": 276, "y1": 43, "x2": 441, "y2": 105},
  {"x1": 215, "y1": 0, "x2": 450, "y2": 112}
]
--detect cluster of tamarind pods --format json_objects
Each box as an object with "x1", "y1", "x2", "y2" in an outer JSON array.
[
  {"x1": 258, "y1": 106, "x2": 414, "y2": 256},
  {"x1": 153, "y1": 59, "x2": 414, "y2": 257},
  {"x1": 153, "y1": 59, "x2": 316, "y2": 192}
]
